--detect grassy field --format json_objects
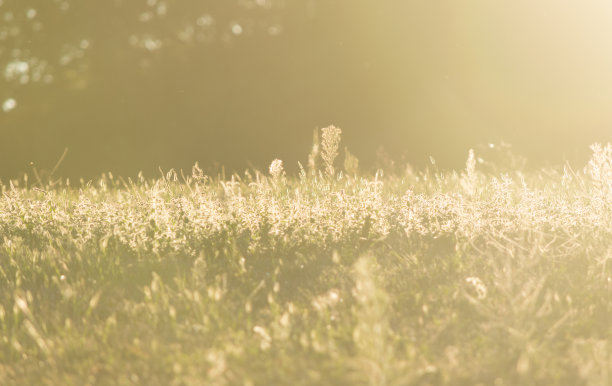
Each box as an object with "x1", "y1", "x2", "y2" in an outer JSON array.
[{"x1": 1, "y1": 129, "x2": 612, "y2": 385}]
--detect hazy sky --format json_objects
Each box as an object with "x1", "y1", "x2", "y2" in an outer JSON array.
[
  {"x1": 2, "y1": 0, "x2": 612, "y2": 177},
  {"x1": 354, "y1": 1, "x2": 612, "y2": 160}
]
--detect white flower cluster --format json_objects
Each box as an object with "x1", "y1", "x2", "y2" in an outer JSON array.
[
  {"x1": 1, "y1": 144, "x2": 612, "y2": 260},
  {"x1": 465, "y1": 277, "x2": 487, "y2": 299}
]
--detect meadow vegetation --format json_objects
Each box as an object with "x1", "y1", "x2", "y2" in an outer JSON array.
[{"x1": 1, "y1": 128, "x2": 612, "y2": 385}]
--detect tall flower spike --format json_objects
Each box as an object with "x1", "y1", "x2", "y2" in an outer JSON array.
[
  {"x1": 308, "y1": 127, "x2": 320, "y2": 175},
  {"x1": 321, "y1": 125, "x2": 342, "y2": 178},
  {"x1": 463, "y1": 149, "x2": 476, "y2": 197}
]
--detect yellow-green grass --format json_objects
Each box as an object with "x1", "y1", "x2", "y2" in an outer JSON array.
[{"x1": 1, "y1": 134, "x2": 612, "y2": 385}]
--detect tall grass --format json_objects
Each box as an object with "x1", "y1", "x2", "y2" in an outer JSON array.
[{"x1": 1, "y1": 130, "x2": 612, "y2": 385}]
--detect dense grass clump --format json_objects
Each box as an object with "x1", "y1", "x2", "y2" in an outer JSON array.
[{"x1": 2, "y1": 132, "x2": 612, "y2": 385}]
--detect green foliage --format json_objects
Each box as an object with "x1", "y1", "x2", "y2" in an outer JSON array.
[{"x1": 1, "y1": 139, "x2": 612, "y2": 385}]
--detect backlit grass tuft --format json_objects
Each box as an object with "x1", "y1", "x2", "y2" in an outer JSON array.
[{"x1": 1, "y1": 130, "x2": 612, "y2": 385}]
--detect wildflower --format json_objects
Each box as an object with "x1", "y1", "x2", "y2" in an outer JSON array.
[
  {"x1": 321, "y1": 125, "x2": 342, "y2": 177},
  {"x1": 269, "y1": 159, "x2": 284, "y2": 181},
  {"x1": 465, "y1": 277, "x2": 487, "y2": 299}
]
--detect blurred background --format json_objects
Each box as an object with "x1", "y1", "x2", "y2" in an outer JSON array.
[{"x1": 2, "y1": 0, "x2": 612, "y2": 179}]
